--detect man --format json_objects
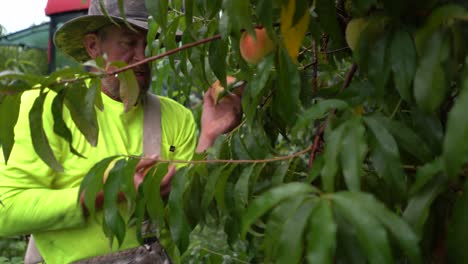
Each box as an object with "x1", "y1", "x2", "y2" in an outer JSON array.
[{"x1": 0, "y1": 0, "x2": 242, "y2": 263}]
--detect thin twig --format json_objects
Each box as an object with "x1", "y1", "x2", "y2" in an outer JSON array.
[
  {"x1": 390, "y1": 98, "x2": 403, "y2": 119},
  {"x1": 313, "y1": 41, "x2": 318, "y2": 94},
  {"x1": 340, "y1": 63, "x2": 358, "y2": 92},
  {"x1": 200, "y1": 247, "x2": 250, "y2": 264},
  {"x1": 324, "y1": 46, "x2": 350, "y2": 54},
  {"x1": 133, "y1": 145, "x2": 313, "y2": 165},
  {"x1": 308, "y1": 124, "x2": 325, "y2": 170},
  {"x1": 108, "y1": 34, "x2": 222, "y2": 76}
]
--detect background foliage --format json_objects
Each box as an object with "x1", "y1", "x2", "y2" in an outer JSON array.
[
  {"x1": 1, "y1": 0, "x2": 468, "y2": 263},
  {"x1": 0, "y1": 25, "x2": 44, "y2": 263}
]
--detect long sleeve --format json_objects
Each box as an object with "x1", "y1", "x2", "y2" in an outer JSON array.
[{"x1": 0, "y1": 91, "x2": 86, "y2": 237}]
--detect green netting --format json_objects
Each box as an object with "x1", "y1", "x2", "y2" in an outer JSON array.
[{"x1": 0, "y1": 23, "x2": 49, "y2": 50}]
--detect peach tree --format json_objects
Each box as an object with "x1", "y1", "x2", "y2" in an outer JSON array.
[{"x1": 1, "y1": 0, "x2": 468, "y2": 263}]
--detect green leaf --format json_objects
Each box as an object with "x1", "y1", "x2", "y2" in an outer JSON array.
[
  {"x1": 351, "y1": 0, "x2": 378, "y2": 16},
  {"x1": 241, "y1": 182, "x2": 319, "y2": 238},
  {"x1": 201, "y1": 164, "x2": 231, "y2": 212},
  {"x1": 415, "y1": 4, "x2": 467, "y2": 51},
  {"x1": 0, "y1": 93, "x2": 21, "y2": 164},
  {"x1": 403, "y1": 175, "x2": 445, "y2": 237},
  {"x1": 89, "y1": 77, "x2": 104, "y2": 111},
  {"x1": 277, "y1": 198, "x2": 317, "y2": 264},
  {"x1": 409, "y1": 157, "x2": 443, "y2": 195},
  {"x1": 338, "y1": 192, "x2": 422, "y2": 264},
  {"x1": 292, "y1": 99, "x2": 349, "y2": 135},
  {"x1": 244, "y1": 55, "x2": 274, "y2": 128},
  {"x1": 184, "y1": 0, "x2": 193, "y2": 27},
  {"x1": 214, "y1": 164, "x2": 236, "y2": 214},
  {"x1": 256, "y1": 0, "x2": 274, "y2": 34},
  {"x1": 120, "y1": 157, "x2": 139, "y2": 213},
  {"x1": 51, "y1": 91, "x2": 85, "y2": 158},
  {"x1": 111, "y1": 61, "x2": 140, "y2": 112},
  {"x1": 271, "y1": 160, "x2": 291, "y2": 186},
  {"x1": 308, "y1": 154, "x2": 324, "y2": 183},
  {"x1": 315, "y1": 0, "x2": 344, "y2": 47},
  {"x1": 222, "y1": 0, "x2": 253, "y2": 38},
  {"x1": 413, "y1": 62, "x2": 446, "y2": 113},
  {"x1": 263, "y1": 196, "x2": 305, "y2": 262},
  {"x1": 306, "y1": 199, "x2": 337, "y2": 264},
  {"x1": 168, "y1": 167, "x2": 191, "y2": 252},
  {"x1": 234, "y1": 164, "x2": 265, "y2": 214},
  {"x1": 390, "y1": 28, "x2": 416, "y2": 102},
  {"x1": 79, "y1": 156, "x2": 119, "y2": 216},
  {"x1": 332, "y1": 192, "x2": 394, "y2": 264},
  {"x1": 368, "y1": 33, "x2": 391, "y2": 97},
  {"x1": 64, "y1": 82, "x2": 99, "y2": 146},
  {"x1": 414, "y1": 30, "x2": 449, "y2": 113},
  {"x1": 208, "y1": 38, "x2": 228, "y2": 90},
  {"x1": 29, "y1": 92, "x2": 63, "y2": 172},
  {"x1": 103, "y1": 158, "x2": 127, "y2": 246},
  {"x1": 340, "y1": 117, "x2": 367, "y2": 191},
  {"x1": 142, "y1": 163, "x2": 168, "y2": 228},
  {"x1": 146, "y1": 0, "x2": 168, "y2": 31},
  {"x1": 321, "y1": 121, "x2": 347, "y2": 193},
  {"x1": 446, "y1": 180, "x2": 468, "y2": 263},
  {"x1": 383, "y1": 118, "x2": 433, "y2": 163},
  {"x1": 273, "y1": 48, "x2": 301, "y2": 127},
  {"x1": 443, "y1": 72, "x2": 468, "y2": 178},
  {"x1": 369, "y1": 140, "x2": 407, "y2": 199}
]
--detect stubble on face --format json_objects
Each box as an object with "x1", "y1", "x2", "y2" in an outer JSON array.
[{"x1": 96, "y1": 25, "x2": 151, "y2": 102}]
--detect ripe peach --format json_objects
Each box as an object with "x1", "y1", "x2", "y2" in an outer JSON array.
[{"x1": 240, "y1": 27, "x2": 275, "y2": 65}]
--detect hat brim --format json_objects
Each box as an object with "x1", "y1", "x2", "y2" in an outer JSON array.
[{"x1": 54, "y1": 15, "x2": 147, "y2": 62}]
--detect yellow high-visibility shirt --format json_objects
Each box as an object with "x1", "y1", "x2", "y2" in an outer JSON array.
[{"x1": 0, "y1": 89, "x2": 197, "y2": 263}]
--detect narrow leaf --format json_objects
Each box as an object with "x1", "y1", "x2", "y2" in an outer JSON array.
[
  {"x1": 339, "y1": 192, "x2": 422, "y2": 264},
  {"x1": 306, "y1": 199, "x2": 337, "y2": 264},
  {"x1": 446, "y1": 180, "x2": 468, "y2": 263},
  {"x1": 277, "y1": 198, "x2": 317, "y2": 264},
  {"x1": 168, "y1": 167, "x2": 191, "y2": 252},
  {"x1": 332, "y1": 192, "x2": 394, "y2": 264},
  {"x1": 340, "y1": 117, "x2": 367, "y2": 191},
  {"x1": 29, "y1": 92, "x2": 63, "y2": 172},
  {"x1": 390, "y1": 28, "x2": 416, "y2": 102},
  {"x1": 103, "y1": 158, "x2": 127, "y2": 246},
  {"x1": 0, "y1": 93, "x2": 21, "y2": 164},
  {"x1": 112, "y1": 61, "x2": 140, "y2": 112},
  {"x1": 280, "y1": 0, "x2": 310, "y2": 62},
  {"x1": 241, "y1": 182, "x2": 318, "y2": 238},
  {"x1": 263, "y1": 196, "x2": 305, "y2": 262},
  {"x1": 51, "y1": 91, "x2": 85, "y2": 158},
  {"x1": 443, "y1": 73, "x2": 468, "y2": 178},
  {"x1": 64, "y1": 82, "x2": 99, "y2": 146},
  {"x1": 321, "y1": 121, "x2": 347, "y2": 193}
]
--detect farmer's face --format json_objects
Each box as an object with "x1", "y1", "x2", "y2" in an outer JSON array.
[{"x1": 85, "y1": 24, "x2": 150, "y2": 99}]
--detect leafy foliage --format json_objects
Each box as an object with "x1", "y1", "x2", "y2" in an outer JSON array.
[{"x1": 1, "y1": 0, "x2": 468, "y2": 263}]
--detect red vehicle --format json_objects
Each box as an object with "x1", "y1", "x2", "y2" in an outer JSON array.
[{"x1": 45, "y1": 0, "x2": 89, "y2": 72}]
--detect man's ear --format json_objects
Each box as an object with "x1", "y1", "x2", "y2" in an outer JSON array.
[{"x1": 83, "y1": 33, "x2": 101, "y2": 59}]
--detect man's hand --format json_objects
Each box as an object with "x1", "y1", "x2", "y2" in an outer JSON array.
[
  {"x1": 196, "y1": 77, "x2": 244, "y2": 153},
  {"x1": 134, "y1": 155, "x2": 177, "y2": 196},
  {"x1": 80, "y1": 155, "x2": 177, "y2": 217}
]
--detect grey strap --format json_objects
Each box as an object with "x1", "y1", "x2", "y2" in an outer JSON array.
[
  {"x1": 24, "y1": 236, "x2": 43, "y2": 264},
  {"x1": 142, "y1": 92, "x2": 162, "y2": 156}
]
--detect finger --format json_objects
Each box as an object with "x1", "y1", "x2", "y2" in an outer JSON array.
[
  {"x1": 203, "y1": 87, "x2": 215, "y2": 108},
  {"x1": 232, "y1": 80, "x2": 246, "y2": 97},
  {"x1": 136, "y1": 154, "x2": 158, "y2": 171},
  {"x1": 160, "y1": 184, "x2": 171, "y2": 197},
  {"x1": 160, "y1": 165, "x2": 177, "y2": 187}
]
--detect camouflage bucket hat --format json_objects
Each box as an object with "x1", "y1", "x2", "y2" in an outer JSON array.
[{"x1": 54, "y1": 0, "x2": 149, "y2": 62}]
